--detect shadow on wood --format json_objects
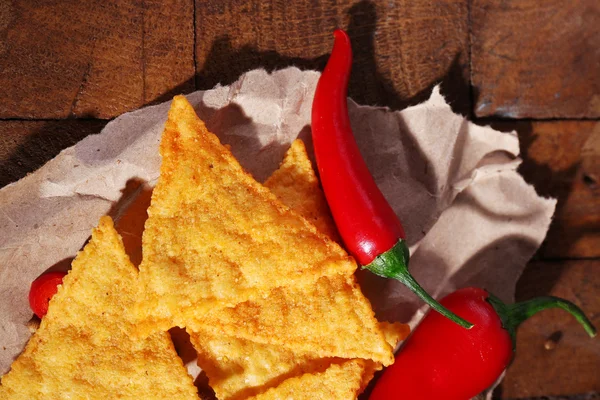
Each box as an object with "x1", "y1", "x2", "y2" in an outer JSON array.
[
  {"x1": 0, "y1": 120, "x2": 107, "y2": 188},
  {"x1": 194, "y1": 0, "x2": 471, "y2": 115}
]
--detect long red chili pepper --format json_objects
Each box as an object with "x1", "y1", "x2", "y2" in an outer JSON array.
[
  {"x1": 369, "y1": 287, "x2": 596, "y2": 400},
  {"x1": 311, "y1": 29, "x2": 472, "y2": 328}
]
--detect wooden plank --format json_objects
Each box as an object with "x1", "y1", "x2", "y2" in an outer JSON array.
[
  {"x1": 487, "y1": 120, "x2": 599, "y2": 259},
  {"x1": 523, "y1": 121, "x2": 599, "y2": 259},
  {"x1": 0, "y1": 0, "x2": 195, "y2": 119},
  {"x1": 0, "y1": 120, "x2": 107, "y2": 187},
  {"x1": 137, "y1": 0, "x2": 196, "y2": 104},
  {"x1": 505, "y1": 394, "x2": 599, "y2": 400},
  {"x1": 499, "y1": 259, "x2": 600, "y2": 398},
  {"x1": 195, "y1": 0, "x2": 471, "y2": 114},
  {"x1": 471, "y1": 0, "x2": 600, "y2": 118}
]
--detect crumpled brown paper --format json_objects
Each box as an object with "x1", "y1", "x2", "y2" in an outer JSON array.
[{"x1": 0, "y1": 67, "x2": 555, "y2": 382}]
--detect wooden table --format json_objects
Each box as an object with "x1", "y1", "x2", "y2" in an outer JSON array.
[{"x1": 1, "y1": 1, "x2": 598, "y2": 398}]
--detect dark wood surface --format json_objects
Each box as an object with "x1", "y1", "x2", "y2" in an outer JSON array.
[
  {"x1": 1, "y1": 1, "x2": 598, "y2": 398},
  {"x1": 471, "y1": 0, "x2": 600, "y2": 118}
]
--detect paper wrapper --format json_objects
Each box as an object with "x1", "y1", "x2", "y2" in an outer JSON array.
[{"x1": 0, "y1": 67, "x2": 555, "y2": 387}]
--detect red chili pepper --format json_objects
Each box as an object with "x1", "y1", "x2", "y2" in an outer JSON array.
[
  {"x1": 311, "y1": 29, "x2": 472, "y2": 329},
  {"x1": 369, "y1": 287, "x2": 597, "y2": 400},
  {"x1": 29, "y1": 271, "x2": 67, "y2": 318}
]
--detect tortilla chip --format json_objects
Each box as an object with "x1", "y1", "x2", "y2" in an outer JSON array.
[
  {"x1": 190, "y1": 318, "x2": 407, "y2": 400},
  {"x1": 185, "y1": 139, "x2": 393, "y2": 363},
  {"x1": 265, "y1": 141, "x2": 408, "y2": 354},
  {"x1": 263, "y1": 139, "x2": 340, "y2": 243},
  {"x1": 188, "y1": 140, "x2": 404, "y2": 399},
  {"x1": 190, "y1": 330, "x2": 324, "y2": 399},
  {"x1": 136, "y1": 96, "x2": 357, "y2": 337},
  {"x1": 378, "y1": 321, "x2": 411, "y2": 350},
  {"x1": 246, "y1": 359, "x2": 369, "y2": 400},
  {"x1": 197, "y1": 275, "x2": 392, "y2": 363},
  {"x1": 0, "y1": 217, "x2": 197, "y2": 399}
]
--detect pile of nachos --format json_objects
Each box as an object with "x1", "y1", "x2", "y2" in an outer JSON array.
[{"x1": 0, "y1": 96, "x2": 409, "y2": 400}]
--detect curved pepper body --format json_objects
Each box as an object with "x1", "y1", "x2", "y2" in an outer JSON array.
[
  {"x1": 312, "y1": 29, "x2": 472, "y2": 329},
  {"x1": 311, "y1": 29, "x2": 405, "y2": 265},
  {"x1": 312, "y1": 29, "x2": 470, "y2": 328}
]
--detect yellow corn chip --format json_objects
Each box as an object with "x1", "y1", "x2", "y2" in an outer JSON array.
[
  {"x1": 185, "y1": 139, "x2": 393, "y2": 363},
  {"x1": 198, "y1": 275, "x2": 393, "y2": 363},
  {"x1": 263, "y1": 140, "x2": 340, "y2": 243},
  {"x1": 190, "y1": 319, "x2": 407, "y2": 400},
  {"x1": 265, "y1": 140, "x2": 409, "y2": 351},
  {"x1": 188, "y1": 140, "x2": 407, "y2": 399},
  {"x1": 378, "y1": 321, "x2": 410, "y2": 350},
  {"x1": 0, "y1": 217, "x2": 197, "y2": 399},
  {"x1": 190, "y1": 330, "x2": 325, "y2": 399},
  {"x1": 136, "y1": 96, "x2": 357, "y2": 337},
  {"x1": 246, "y1": 360, "x2": 369, "y2": 400}
]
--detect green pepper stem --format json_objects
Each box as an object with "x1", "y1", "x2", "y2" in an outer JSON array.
[
  {"x1": 364, "y1": 240, "x2": 474, "y2": 329},
  {"x1": 487, "y1": 293, "x2": 597, "y2": 349}
]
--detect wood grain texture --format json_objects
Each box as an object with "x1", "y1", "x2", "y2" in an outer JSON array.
[
  {"x1": 0, "y1": 1, "x2": 598, "y2": 398},
  {"x1": 195, "y1": 0, "x2": 471, "y2": 114},
  {"x1": 471, "y1": 0, "x2": 600, "y2": 118},
  {"x1": 523, "y1": 121, "x2": 600, "y2": 259},
  {"x1": 503, "y1": 394, "x2": 599, "y2": 400},
  {"x1": 489, "y1": 120, "x2": 600, "y2": 259},
  {"x1": 0, "y1": 120, "x2": 107, "y2": 187},
  {"x1": 499, "y1": 260, "x2": 600, "y2": 398},
  {"x1": 0, "y1": 0, "x2": 195, "y2": 119},
  {"x1": 540, "y1": 123, "x2": 600, "y2": 259}
]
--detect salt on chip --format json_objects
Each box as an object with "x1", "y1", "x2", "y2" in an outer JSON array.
[
  {"x1": 246, "y1": 359, "x2": 369, "y2": 400},
  {"x1": 136, "y1": 96, "x2": 357, "y2": 337},
  {"x1": 0, "y1": 217, "x2": 198, "y2": 399},
  {"x1": 188, "y1": 140, "x2": 407, "y2": 399}
]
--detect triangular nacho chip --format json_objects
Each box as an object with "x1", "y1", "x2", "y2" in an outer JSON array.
[
  {"x1": 188, "y1": 140, "x2": 407, "y2": 399},
  {"x1": 246, "y1": 360, "x2": 369, "y2": 400},
  {"x1": 190, "y1": 320, "x2": 406, "y2": 400},
  {"x1": 197, "y1": 275, "x2": 393, "y2": 363},
  {"x1": 136, "y1": 96, "x2": 357, "y2": 336},
  {"x1": 190, "y1": 330, "x2": 326, "y2": 400},
  {"x1": 0, "y1": 217, "x2": 197, "y2": 399},
  {"x1": 263, "y1": 140, "x2": 340, "y2": 243},
  {"x1": 187, "y1": 140, "x2": 395, "y2": 362},
  {"x1": 378, "y1": 321, "x2": 411, "y2": 351}
]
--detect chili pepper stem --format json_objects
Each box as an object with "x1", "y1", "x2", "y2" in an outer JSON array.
[
  {"x1": 364, "y1": 240, "x2": 474, "y2": 329},
  {"x1": 487, "y1": 293, "x2": 597, "y2": 349}
]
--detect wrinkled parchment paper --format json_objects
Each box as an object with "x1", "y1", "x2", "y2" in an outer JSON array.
[{"x1": 0, "y1": 68, "x2": 555, "y2": 385}]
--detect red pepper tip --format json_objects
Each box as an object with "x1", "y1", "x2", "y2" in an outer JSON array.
[{"x1": 332, "y1": 29, "x2": 350, "y2": 43}]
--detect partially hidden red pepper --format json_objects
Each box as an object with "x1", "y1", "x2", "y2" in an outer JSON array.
[
  {"x1": 311, "y1": 29, "x2": 472, "y2": 328},
  {"x1": 29, "y1": 271, "x2": 67, "y2": 318},
  {"x1": 369, "y1": 287, "x2": 597, "y2": 400}
]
